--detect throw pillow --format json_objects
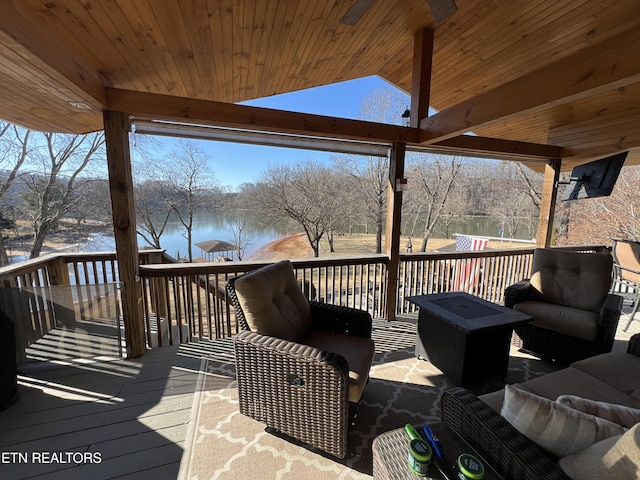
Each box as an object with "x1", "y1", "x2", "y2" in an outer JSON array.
[
  {"x1": 559, "y1": 423, "x2": 640, "y2": 480},
  {"x1": 501, "y1": 385, "x2": 627, "y2": 457},
  {"x1": 557, "y1": 395, "x2": 640, "y2": 429}
]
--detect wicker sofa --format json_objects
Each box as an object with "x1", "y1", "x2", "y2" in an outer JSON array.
[
  {"x1": 441, "y1": 334, "x2": 640, "y2": 480},
  {"x1": 227, "y1": 260, "x2": 375, "y2": 459}
]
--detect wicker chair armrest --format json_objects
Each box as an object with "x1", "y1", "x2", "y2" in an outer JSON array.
[
  {"x1": 309, "y1": 301, "x2": 373, "y2": 337},
  {"x1": 592, "y1": 293, "x2": 623, "y2": 356},
  {"x1": 234, "y1": 330, "x2": 350, "y2": 375},
  {"x1": 628, "y1": 334, "x2": 640, "y2": 357},
  {"x1": 226, "y1": 277, "x2": 250, "y2": 330},
  {"x1": 233, "y1": 330, "x2": 351, "y2": 458},
  {"x1": 504, "y1": 280, "x2": 532, "y2": 308},
  {"x1": 599, "y1": 294, "x2": 623, "y2": 332},
  {"x1": 441, "y1": 387, "x2": 570, "y2": 480}
]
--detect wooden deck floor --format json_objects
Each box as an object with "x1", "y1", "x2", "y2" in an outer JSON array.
[
  {"x1": 1, "y1": 308, "x2": 638, "y2": 480},
  {"x1": 0, "y1": 324, "x2": 234, "y2": 480}
]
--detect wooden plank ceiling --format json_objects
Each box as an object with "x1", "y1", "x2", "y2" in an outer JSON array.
[{"x1": 1, "y1": 0, "x2": 640, "y2": 172}]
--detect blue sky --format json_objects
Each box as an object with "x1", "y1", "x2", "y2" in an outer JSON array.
[{"x1": 144, "y1": 76, "x2": 407, "y2": 188}]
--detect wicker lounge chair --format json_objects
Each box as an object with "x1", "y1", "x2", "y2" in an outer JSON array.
[
  {"x1": 505, "y1": 248, "x2": 623, "y2": 365},
  {"x1": 227, "y1": 260, "x2": 375, "y2": 458}
]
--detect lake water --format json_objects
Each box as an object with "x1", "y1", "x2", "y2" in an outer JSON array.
[
  {"x1": 9, "y1": 212, "x2": 534, "y2": 265},
  {"x1": 432, "y1": 216, "x2": 535, "y2": 241},
  {"x1": 82, "y1": 210, "x2": 292, "y2": 261}
]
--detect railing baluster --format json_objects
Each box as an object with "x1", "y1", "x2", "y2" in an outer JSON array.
[
  {"x1": 0, "y1": 246, "x2": 603, "y2": 354},
  {"x1": 203, "y1": 272, "x2": 212, "y2": 340}
]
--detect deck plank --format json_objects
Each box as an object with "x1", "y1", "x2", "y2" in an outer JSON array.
[
  {"x1": 3, "y1": 442, "x2": 185, "y2": 480},
  {"x1": 0, "y1": 335, "x2": 208, "y2": 480},
  {"x1": 0, "y1": 385, "x2": 193, "y2": 432}
]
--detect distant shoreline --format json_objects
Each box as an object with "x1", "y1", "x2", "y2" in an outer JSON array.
[
  {"x1": 246, "y1": 232, "x2": 311, "y2": 261},
  {"x1": 5, "y1": 224, "x2": 111, "y2": 262},
  {"x1": 4, "y1": 229, "x2": 529, "y2": 266}
]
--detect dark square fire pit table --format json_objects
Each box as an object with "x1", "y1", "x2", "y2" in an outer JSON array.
[{"x1": 408, "y1": 292, "x2": 532, "y2": 387}]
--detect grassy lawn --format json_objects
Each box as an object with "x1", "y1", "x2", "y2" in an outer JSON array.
[{"x1": 316, "y1": 233, "x2": 530, "y2": 258}]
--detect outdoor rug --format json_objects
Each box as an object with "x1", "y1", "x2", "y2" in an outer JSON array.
[{"x1": 178, "y1": 319, "x2": 559, "y2": 480}]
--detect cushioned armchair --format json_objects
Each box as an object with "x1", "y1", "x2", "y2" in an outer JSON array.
[
  {"x1": 227, "y1": 260, "x2": 375, "y2": 459},
  {"x1": 505, "y1": 248, "x2": 623, "y2": 365}
]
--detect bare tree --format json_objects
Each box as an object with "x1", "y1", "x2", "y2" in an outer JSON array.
[
  {"x1": 221, "y1": 187, "x2": 254, "y2": 261},
  {"x1": 358, "y1": 86, "x2": 410, "y2": 126},
  {"x1": 603, "y1": 166, "x2": 640, "y2": 241},
  {"x1": 515, "y1": 162, "x2": 542, "y2": 209},
  {"x1": 130, "y1": 134, "x2": 175, "y2": 250},
  {"x1": 19, "y1": 131, "x2": 105, "y2": 258},
  {"x1": 255, "y1": 159, "x2": 340, "y2": 257},
  {"x1": 0, "y1": 123, "x2": 30, "y2": 265},
  {"x1": 563, "y1": 165, "x2": 640, "y2": 244},
  {"x1": 136, "y1": 178, "x2": 173, "y2": 249},
  {"x1": 334, "y1": 154, "x2": 388, "y2": 253},
  {"x1": 132, "y1": 153, "x2": 174, "y2": 250},
  {"x1": 405, "y1": 154, "x2": 462, "y2": 251},
  {"x1": 331, "y1": 86, "x2": 410, "y2": 252},
  {"x1": 167, "y1": 140, "x2": 218, "y2": 262},
  {"x1": 487, "y1": 162, "x2": 541, "y2": 240},
  {"x1": 321, "y1": 169, "x2": 355, "y2": 253}
]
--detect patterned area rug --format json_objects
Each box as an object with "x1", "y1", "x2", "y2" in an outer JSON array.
[{"x1": 178, "y1": 319, "x2": 559, "y2": 480}]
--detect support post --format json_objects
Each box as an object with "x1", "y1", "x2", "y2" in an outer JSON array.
[
  {"x1": 103, "y1": 110, "x2": 146, "y2": 358},
  {"x1": 385, "y1": 142, "x2": 406, "y2": 321},
  {"x1": 536, "y1": 158, "x2": 562, "y2": 247},
  {"x1": 410, "y1": 28, "x2": 434, "y2": 128},
  {"x1": 383, "y1": 28, "x2": 433, "y2": 320}
]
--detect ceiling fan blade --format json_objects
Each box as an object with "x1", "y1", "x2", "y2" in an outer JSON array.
[
  {"x1": 340, "y1": 0, "x2": 377, "y2": 26},
  {"x1": 426, "y1": 0, "x2": 458, "y2": 23}
]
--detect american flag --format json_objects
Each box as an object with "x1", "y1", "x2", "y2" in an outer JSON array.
[
  {"x1": 454, "y1": 235, "x2": 488, "y2": 293},
  {"x1": 455, "y1": 235, "x2": 488, "y2": 252}
]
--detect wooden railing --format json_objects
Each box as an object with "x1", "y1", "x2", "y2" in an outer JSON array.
[
  {"x1": 138, "y1": 255, "x2": 388, "y2": 346},
  {"x1": 0, "y1": 250, "x2": 163, "y2": 359},
  {"x1": 397, "y1": 248, "x2": 536, "y2": 312},
  {"x1": 0, "y1": 244, "x2": 610, "y2": 355}
]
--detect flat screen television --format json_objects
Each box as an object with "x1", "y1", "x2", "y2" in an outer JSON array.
[{"x1": 561, "y1": 151, "x2": 628, "y2": 201}]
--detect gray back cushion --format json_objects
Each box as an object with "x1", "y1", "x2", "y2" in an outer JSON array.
[
  {"x1": 530, "y1": 248, "x2": 613, "y2": 313},
  {"x1": 233, "y1": 260, "x2": 312, "y2": 342}
]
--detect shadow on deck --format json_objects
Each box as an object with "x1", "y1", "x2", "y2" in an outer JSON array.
[{"x1": 1, "y1": 305, "x2": 637, "y2": 479}]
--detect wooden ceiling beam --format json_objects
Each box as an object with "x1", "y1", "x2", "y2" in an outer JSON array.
[
  {"x1": 0, "y1": 5, "x2": 106, "y2": 110},
  {"x1": 431, "y1": 135, "x2": 563, "y2": 161},
  {"x1": 107, "y1": 88, "x2": 420, "y2": 144},
  {"x1": 420, "y1": 26, "x2": 640, "y2": 145},
  {"x1": 114, "y1": 87, "x2": 560, "y2": 161},
  {"x1": 410, "y1": 28, "x2": 434, "y2": 128}
]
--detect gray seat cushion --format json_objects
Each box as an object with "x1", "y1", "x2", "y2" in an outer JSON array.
[
  {"x1": 303, "y1": 330, "x2": 375, "y2": 403},
  {"x1": 514, "y1": 300, "x2": 599, "y2": 341},
  {"x1": 571, "y1": 351, "x2": 640, "y2": 404},
  {"x1": 513, "y1": 367, "x2": 640, "y2": 408}
]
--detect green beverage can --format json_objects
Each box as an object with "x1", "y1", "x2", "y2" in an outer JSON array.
[
  {"x1": 458, "y1": 453, "x2": 485, "y2": 479},
  {"x1": 408, "y1": 438, "x2": 432, "y2": 476}
]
